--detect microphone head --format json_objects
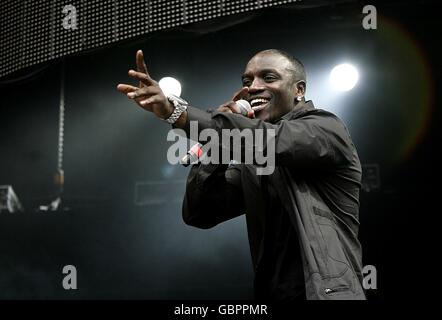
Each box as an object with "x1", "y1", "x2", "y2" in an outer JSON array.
[{"x1": 235, "y1": 99, "x2": 254, "y2": 118}]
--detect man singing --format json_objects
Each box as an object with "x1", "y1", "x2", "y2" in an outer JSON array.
[{"x1": 117, "y1": 49, "x2": 366, "y2": 300}]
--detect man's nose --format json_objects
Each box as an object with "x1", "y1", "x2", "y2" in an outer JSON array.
[{"x1": 248, "y1": 78, "x2": 265, "y2": 92}]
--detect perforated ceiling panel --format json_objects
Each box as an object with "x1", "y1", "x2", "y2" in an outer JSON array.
[{"x1": 0, "y1": 0, "x2": 298, "y2": 78}]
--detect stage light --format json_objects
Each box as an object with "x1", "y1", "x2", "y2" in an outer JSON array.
[
  {"x1": 329, "y1": 63, "x2": 359, "y2": 91},
  {"x1": 159, "y1": 77, "x2": 182, "y2": 97}
]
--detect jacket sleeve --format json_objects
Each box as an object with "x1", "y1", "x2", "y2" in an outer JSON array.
[
  {"x1": 183, "y1": 106, "x2": 353, "y2": 170},
  {"x1": 182, "y1": 163, "x2": 245, "y2": 229}
]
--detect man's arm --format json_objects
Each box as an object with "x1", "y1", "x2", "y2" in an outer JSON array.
[
  {"x1": 182, "y1": 163, "x2": 245, "y2": 229},
  {"x1": 117, "y1": 50, "x2": 248, "y2": 228},
  {"x1": 116, "y1": 50, "x2": 247, "y2": 129},
  {"x1": 116, "y1": 50, "x2": 351, "y2": 170},
  {"x1": 181, "y1": 106, "x2": 353, "y2": 170}
]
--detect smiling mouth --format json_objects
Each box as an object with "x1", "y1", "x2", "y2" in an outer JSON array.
[{"x1": 250, "y1": 98, "x2": 270, "y2": 112}]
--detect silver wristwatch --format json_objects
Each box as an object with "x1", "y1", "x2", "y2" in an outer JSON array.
[{"x1": 165, "y1": 94, "x2": 188, "y2": 124}]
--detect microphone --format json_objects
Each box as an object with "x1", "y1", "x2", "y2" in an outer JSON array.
[
  {"x1": 180, "y1": 100, "x2": 253, "y2": 167},
  {"x1": 180, "y1": 142, "x2": 203, "y2": 167},
  {"x1": 235, "y1": 99, "x2": 254, "y2": 119}
]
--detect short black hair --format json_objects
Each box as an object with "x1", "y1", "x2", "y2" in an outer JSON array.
[{"x1": 256, "y1": 49, "x2": 306, "y2": 83}]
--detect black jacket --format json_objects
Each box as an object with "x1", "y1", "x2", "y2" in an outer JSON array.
[{"x1": 181, "y1": 101, "x2": 366, "y2": 300}]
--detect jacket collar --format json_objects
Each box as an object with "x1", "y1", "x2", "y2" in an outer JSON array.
[{"x1": 279, "y1": 100, "x2": 315, "y2": 122}]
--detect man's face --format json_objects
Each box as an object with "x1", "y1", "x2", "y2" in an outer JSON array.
[{"x1": 242, "y1": 53, "x2": 299, "y2": 122}]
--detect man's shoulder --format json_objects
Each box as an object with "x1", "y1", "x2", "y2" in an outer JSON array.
[
  {"x1": 294, "y1": 107, "x2": 344, "y2": 127},
  {"x1": 296, "y1": 107, "x2": 356, "y2": 145},
  {"x1": 304, "y1": 107, "x2": 339, "y2": 118}
]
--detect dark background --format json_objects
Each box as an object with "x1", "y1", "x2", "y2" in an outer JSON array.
[{"x1": 0, "y1": 1, "x2": 440, "y2": 300}]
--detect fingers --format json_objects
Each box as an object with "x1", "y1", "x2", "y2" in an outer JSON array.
[
  {"x1": 117, "y1": 50, "x2": 156, "y2": 92},
  {"x1": 116, "y1": 84, "x2": 138, "y2": 94},
  {"x1": 136, "y1": 50, "x2": 150, "y2": 87},
  {"x1": 217, "y1": 106, "x2": 233, "y2": 113},
  {"x1": 136, "y1": 50, "x2": 148, "y2": 74},
  {"x1": 128, "y1": 69, "x2": 155, "y2": 86},
  {"x1": 126, "y1": 85, "x2": 161, "y2": 99},
  {"x1": 138, "y1": 95, "x2": 162, "y2": 107},
  {"x1": 231, "y1": 86, "x2": 249, "y2": 101},
  {"x1": 118, "y1": 50, "x2": 174, "y2": 119},
  {"x1": 217, "y1": 101, "x2": 240, "y2": 114},
  {"x1": 116, "y1": 83, "x2": 160, "y2": 106},
  {"x1": 117, "y1": 83, "x2": 159, "y2": 101},
  {"x1": 229, "y1": 101, "x2": 241, "y2": 114}
]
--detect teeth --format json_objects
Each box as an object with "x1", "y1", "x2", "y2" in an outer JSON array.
[{"x1": 250, "y1": 98, "x2": 269, "y2": 107}]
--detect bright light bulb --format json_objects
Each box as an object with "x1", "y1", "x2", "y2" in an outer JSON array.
[
  {"x1": 329, "y1": 64, "x2": 359, "y2": 92},
  {"x1": 159, "y1": 77, "x2": 182, "y2": 97}
]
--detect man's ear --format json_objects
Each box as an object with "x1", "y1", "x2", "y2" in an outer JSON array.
[{"x1": 296, "y1": 80, "x2": 306, "y2": 96}]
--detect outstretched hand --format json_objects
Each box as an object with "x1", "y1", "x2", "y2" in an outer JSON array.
[{"x1": 117, "y1": 50, "x2": 174, "y2": 120}]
